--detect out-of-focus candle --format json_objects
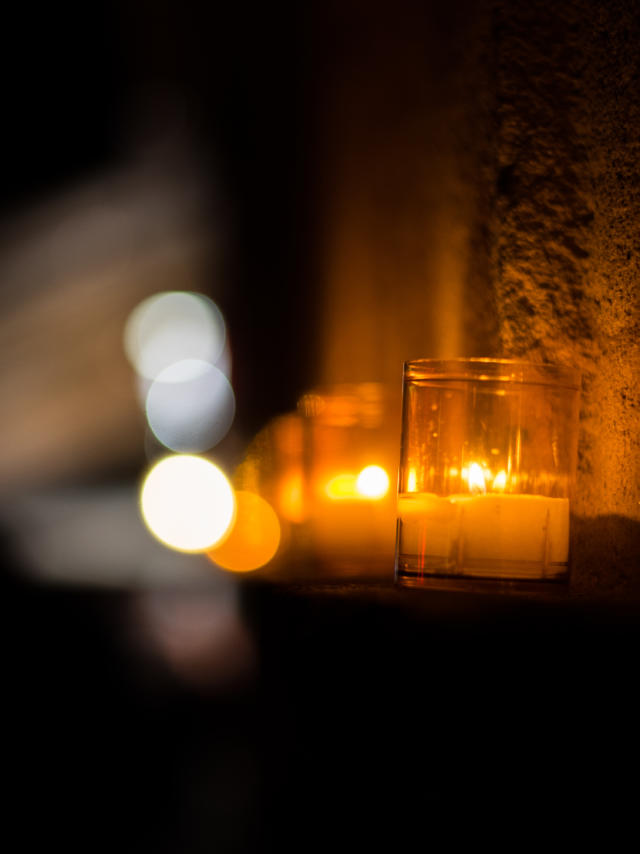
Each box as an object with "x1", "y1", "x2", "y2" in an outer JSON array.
[
  {"x1": 299, "y1": 383, "x2": 400, "y2": 577},
  {"x1": 310, "y1": 462, "x2": 395, "y2": 571}
]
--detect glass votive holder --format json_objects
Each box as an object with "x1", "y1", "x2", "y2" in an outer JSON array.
[
  {"x1": 395, "y1": 358, "x2": 580, "y2": 590},
  {"x1": 298, "y1": 382, "x2": 400, "y2": 578}
]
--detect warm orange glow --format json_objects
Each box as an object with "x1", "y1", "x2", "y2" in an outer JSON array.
[
  {"x1": 463, "y1": 462, "x2": 508, "y2": 493},
  {"x1": 325, "y1": 473, "x2": 358, "y2": 500},
  {"x1": 207, "y1": 491, "x2": 281, "y2": 573},
  {"x1": 492, "y1": 469, "x2": 507, "y2": 491},
  {"x1": 325, "y1": 465, "x2": 389, "y2": 501},
  {"x1": 407, "y1": 468, "x2": 417, "y2": 492},
  {"x1": 356, "y1": 465, "x2": 389, "y2": 499},
  {"x1": 467, "y1": 462, "x2": 486, "y2": 493},
  {"x1": 278, "y1": 471, "x2": 306, "y2": 523}
]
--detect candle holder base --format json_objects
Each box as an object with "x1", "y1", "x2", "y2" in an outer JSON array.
[{"x1": 395, "y1": 556, "x2": 569, "y2": 596}]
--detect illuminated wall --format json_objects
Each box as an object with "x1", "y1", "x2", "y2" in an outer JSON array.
[{"x1": 313, "y1": 0, "x2": 639, "y2": 594}]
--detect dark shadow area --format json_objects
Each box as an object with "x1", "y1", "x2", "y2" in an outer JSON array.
[
  {"x1": 237, "y1": 580, "x2": 640, "y2": 846},
  {"x1": 571, "y1": 514, "x2": 640, "y2": 598},
  {"x1": 1, "y1": 530, "x2": 262, "y2": 853},
  {"x1": 4, "y1": 507, "x2": 638, "y2": 852}
]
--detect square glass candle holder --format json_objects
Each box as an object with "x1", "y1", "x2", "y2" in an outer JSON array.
[{"x1": 395, "y1": 359, "x2": 580, "y2": 589}]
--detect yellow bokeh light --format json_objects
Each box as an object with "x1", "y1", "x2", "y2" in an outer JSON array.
[
  {"x1": 356, "y1": 465, "x2": 390, "y2": 499},
  {"x1": 140, "y1": 455, "x2": 235, "y2": 552},
  {"x1": 325, "y1": 473, "x2": 358, "y2": 500},
  {"x1": 407, "y1": 468, "x2": 417, "y2": 492},
  {"x1": 208, "y1": 491, "x2": 281, "y2": 573}
]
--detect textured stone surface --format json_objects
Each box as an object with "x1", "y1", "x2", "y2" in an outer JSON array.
[
  {"x1": 316, "y1": 0, "x2": 640, "y2": 596},
  {"x1": 488, "y1": 0, "x2": 640, "y2": 594}
]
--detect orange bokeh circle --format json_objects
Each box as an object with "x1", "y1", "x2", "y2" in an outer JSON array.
[{"x1": 207, "y1": 491, "x2": 281, "y2": 573}]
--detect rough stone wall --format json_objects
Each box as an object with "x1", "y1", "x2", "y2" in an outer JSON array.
[
  {"x1": 487, "y1": 0, "x2": 640, "y2": 594},
  {"x1": 315, "y1": 0, "x2": 640, "y2": 596}
]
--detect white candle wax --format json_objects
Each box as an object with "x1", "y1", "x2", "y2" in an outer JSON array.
[
  {"x1": 455, "y1": 493, "x2": 569, "y2": 564},
  {"x1": 396, "y1": 493, "x2": 458, "y2": 558},
  {"x1": 397, "y1": 493, "x2": 569, "y2": 568}
]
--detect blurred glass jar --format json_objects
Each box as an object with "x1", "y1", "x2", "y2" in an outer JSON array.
[
  {"x1": 297, "y1": 382, "x2": 400, "y2": 578},
  {"x1": 233, "y1": 412, "x2": 308, "y2": 573}
]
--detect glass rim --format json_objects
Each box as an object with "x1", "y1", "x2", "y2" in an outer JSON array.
[
  {"x1": 297, "y1": 381, "x2": 388, "y2": 425},
  {"x1": 403, "y1": 357, "x2": 581, "y2": 389}
]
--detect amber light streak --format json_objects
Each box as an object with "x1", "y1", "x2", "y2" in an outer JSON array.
[{"x1": 277, "y1": 471, "x2": 306, "y2": 524}]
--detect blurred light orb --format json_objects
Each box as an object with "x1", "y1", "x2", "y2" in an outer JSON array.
[
  {"x1": 140, "y1": 455, "x2": 235, "y2": 552},
  {"x1": 325, "y1": 473, "x2": 358, "y2": 500},
  {"x1": 356, "y1": 465, "x2": 390, "y2": 499},
  {"x1": 124, "y1": 291, "x2": 226, "y2": 380},
  {"x1": 145, "y1": 359, "x2": 235, "y2": 452},
  {"x1": 216, "y1": 338, "x2": 233, "y2": 380},
  {"x1": 208, "y1": 491, "x2": 280, "y2": 573},
  {"x1": 134, "y1": 589, "x2": 254, "y2": 688}
]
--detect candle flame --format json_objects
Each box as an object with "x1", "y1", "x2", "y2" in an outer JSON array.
[
  {"x1": 492, "y1": 470, "x2": 507, "y2": 491},
  {"x1": 467, "y1": 462, "x2": 486, "y2": 494}
]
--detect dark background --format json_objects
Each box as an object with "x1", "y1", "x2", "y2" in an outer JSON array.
[
  {"x1": 5, "y1": 555, "x2": 638, "y2": 850},
  {"x1": 1, "y1": 1, "x2": 320, "y2": 432}
]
